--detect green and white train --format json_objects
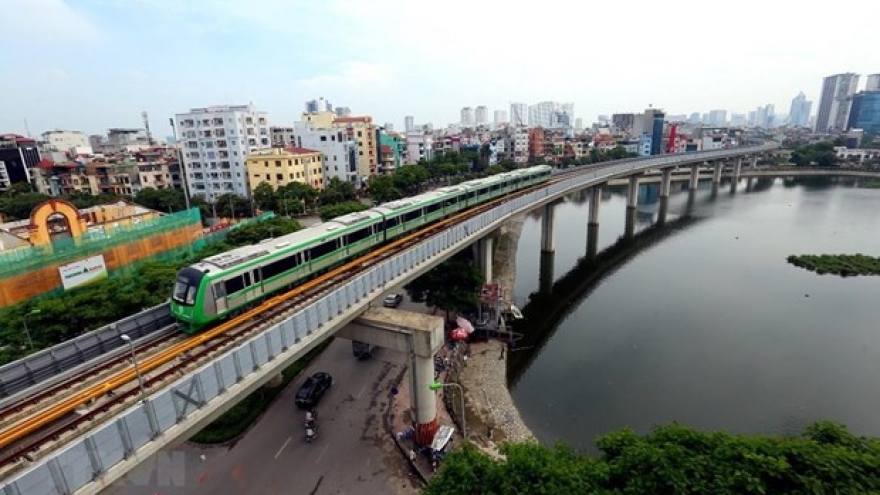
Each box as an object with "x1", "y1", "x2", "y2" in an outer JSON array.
[{"x1": 170, "y1": 165, "x2": 553, "y2": 333}]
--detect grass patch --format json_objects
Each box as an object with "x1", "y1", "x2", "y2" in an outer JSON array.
[
  {"x1": 786, "y1": 254, "x2": 880, "y2": 277},
  {"x1": 189, "y1": 338, "x2": 334, "y2": 444}
]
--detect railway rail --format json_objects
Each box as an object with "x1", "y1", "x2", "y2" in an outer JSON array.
[{"x1": 0, "y1": 171, "x2": 567, "y2": 475}]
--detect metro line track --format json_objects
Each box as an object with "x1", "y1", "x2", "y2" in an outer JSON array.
[{"x1": 0, "y1": 171, "x2": 575, "y2": 475}]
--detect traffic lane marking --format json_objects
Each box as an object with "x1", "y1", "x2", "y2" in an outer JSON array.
[
  {"x1": 315, "y1": 443, "x2": 329, "y2": 464},
  {"x1": 274, "y1": 437, "x2": 292, "y2": 459}
]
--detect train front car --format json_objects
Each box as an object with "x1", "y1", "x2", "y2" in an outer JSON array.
[{"x1": 170, "y1": 265, "x2": 208, "y2": 334}]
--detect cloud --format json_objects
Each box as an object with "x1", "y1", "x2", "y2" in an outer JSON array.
[
  {"x1": 296, "y1": 61, "x2": 396, "y2": 90},
  {"x1": 1, "y1": 0, "x2": 98, "y2": 43}
]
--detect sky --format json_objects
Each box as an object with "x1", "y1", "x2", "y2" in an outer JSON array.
[{"x1": 1, "y1": 0, "x2": 877, "y2": 139}]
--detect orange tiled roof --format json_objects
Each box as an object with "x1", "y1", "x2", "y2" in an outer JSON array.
[{"x1": 282, "y1": 146, "x2": 321, "y2": 154}]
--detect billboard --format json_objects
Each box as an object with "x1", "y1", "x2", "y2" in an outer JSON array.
[{"x1": 59, "y1": 255, "x2": 108, "y2": 290}]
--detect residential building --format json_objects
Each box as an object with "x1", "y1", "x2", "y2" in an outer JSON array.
[
  {"x1": 708, "y1": 109, "x2": 727, "y2": 126},
  {"x1": 405, "y1": 131, "x2": 433, "y2": 164},
  {"x1": 730, "y1": 113, "x2": 748, "y2": 127},
  {"x1": 527, "y1": 128, "x2": 545, "y2": 161},
  {"x1": 334, "y1": 107, "x2": 352, "y2": 117},
  {"x1": 866, "y1": 74, "x2": 880, "y2": 92},
  {"x1": 493, "y1": 110, "x2": 508, "y2": 125},
  {"x1": 688, "y1": 112, "x2": 702, "y2": 125},
  {"x1": 135, "y1": 148, "x2": 183, "y2": 191},
  {"x1": 574, "y1": 118, "x2": 584, "y2": 131},
  {"x1": 612, "y1": 113, "x2": 635, "y2": 131},
  {"x1": 528, "y1": 101, "x2": 571, "y2": 128},
  {"x1": 404, "y1": 115, "x2": 415, "y2": 132},
  {"x1": 0, "y1": 134, "x2": 40, "y2": 191},
  {"x1": 383, "y1": 123, "x2": 394, "y2": 132},
  {"x1": 40, "y1": 130, "x2": 92, "y2": 157},
  {"x1": 105, "y1": 129, "x2": 151, "y2": 154},
  {"x1": 506, "y1": 126, "x2": 528, "y2": 165},
  {"x1": 305, "y1": 97, "x2": 332, "y2": 113},
  {"x1": 174, "y1": 104, "x2": 270, "y2": 200},
  {"x1": 332, "y1": 116, "x2": 377, "y2": 185},
  {"x1": 632, "y1": 108, "x2": 665, "y2": 155},
  {"x1": 815, "y1": 73, "x2": 860, "y2": 133},
  {"x1": 510, "y1": 103, "x2": 528, "y2": 127},
  {"x1": 246, "y1": 147, "x2": 324, "y2": 194},
  {"x1": 788, "y1": 92, "x2": 813, "y2": 127},
  {"x1": 461, "y1": 107, "x2": 475, "y2": 128},
  {"x1": 378, "y1": 131, "x2": 406, "y2": 174},
  {"x1": 475, "y1": 106, "x2": 489, "y2": 127},
  {"x1": 294, "y1": 123, "x2": 358, "y2": 185},
  {"x1": 753, "y1": 104, "x2": 775, "y2": 128},
  {"x1": 270, "y1": 127, "x2": 295, "y2": 147},
  {"x1": 847, "y1": 91, "x2": 880, "y2": 135}
]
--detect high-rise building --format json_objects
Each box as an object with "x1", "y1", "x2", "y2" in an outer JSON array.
[
  {"x1": 788, "y1": 92, "x2": 813, "y2": 128},
  {"x1": 847, "y1": 91, "x2": 880, "y2": 134},
  {"x1": 40, "y1": 130, "x2": 92, "y2": 157},
  {"x1": 493, "y1": 110, "x2": 508, "y2": 125},
  {"x1": 270, "y1": 126, "x2": 295, "y2": 147},
  {"x1": 174, "y1": 104, "x2": 270, "y2": 200},
  {"x1": 404, "y1": 115, "x2": 415, "y2": 132},
  {"x1": 334, "y1": 107, "x2": 352, "y2": 117},
  {"x1": 528, "y1": 101, "x2": 574, "y2": 128},
  {"x1": 0, "y1": 134, "x2": 40, "y2": 191},
  {"x1": 305, "y1": 97, "x2": 333, "y2": 113},
  {"x1": 815, "y1": 73, "x2": 860, "y2": 133},
  {"x1": 708, "y1": 109, "x2": 728, "y2": 126},
  {"x1": 730, "y1": 113, "x2": 747, "y2": 127},
  {"x1": 294, "y1": 123, "x2": 359, "y2": 185},
  {"x1": 753, "y1": 104, "x2": 775, "y2": 128},
  {"x1": 461, "y1": 107, "x2": 475, "y2": 127},
  {"x1": 688, "y1": 112, "x2": 701, "y2": 125},
  {"x1": 475, "y1": 106, "x2": 489, "y2": 126},
  {"x1": 632, "y1": 108, "x2": 665, "y2": 155},
  {"x1": 612, "y1": 113, "x2": 635, "y2": 130},
  {"x1": 510, "y1": 103, "x2": 528, "y2": 127},
  {"x1": 866, "y1": 74, "x2": 880, "y2": 92}
]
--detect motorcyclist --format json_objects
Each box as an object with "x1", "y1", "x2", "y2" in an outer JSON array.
[{"x1": 305, "y1": 409, "x2": 317, "y2": 427}]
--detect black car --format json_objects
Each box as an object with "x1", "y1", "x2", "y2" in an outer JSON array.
[{"x1": 295, "y1": 372, "x2": 333, "y2": 408}]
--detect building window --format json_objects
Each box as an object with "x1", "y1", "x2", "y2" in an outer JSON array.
[
  {"x1": 275, "y1": 160, "x2": 281, "y2": 167},
  {"x1": 320, "y1": 136, "x2": 327, "y2": 141}
]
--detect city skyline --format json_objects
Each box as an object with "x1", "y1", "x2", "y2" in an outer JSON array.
[{"x1": 1, "y1": 0, "x2": 876, "y2": 138}]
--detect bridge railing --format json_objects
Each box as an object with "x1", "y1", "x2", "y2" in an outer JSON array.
[{"x1": 0, "y1": 144, "x2": 774, "y2": 495}]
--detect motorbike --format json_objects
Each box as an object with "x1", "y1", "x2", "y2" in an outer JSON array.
[{"x1": 305, "y1": 425, "x2": 318, "y2": 443}]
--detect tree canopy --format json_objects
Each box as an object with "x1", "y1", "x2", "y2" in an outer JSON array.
[
  {"x1": 789, "y1": 141, "x2": 839, "y2": 167},
  {"x1": 404, "y1": 253, "x2": 484, "y2": 319},
  {"x1": 318, "y1": 200, "x2": 369, "y2": 221},
  {"x1": 425, "y1": 421, "x2": 880, "y2": 495}
]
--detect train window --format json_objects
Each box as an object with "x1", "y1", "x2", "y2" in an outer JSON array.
[
  {"x1": 347, "y1": 226, "x2": 372, "y2": 244},
  {"x1": 477, "y1": 188, "x2": 489, "y2": 196},
  {"x1": 263, "y1": 252, "x2": 301, "y2": 279},
  {"x1": 213, "y1": 283, "x2": 227, "y2": 299},
  {"x1": 310, "y1": 239, "x2": 337, "y2": 259},
  {"x1": 403, "y1": 209, "x2": 421, "y2": 222},
  {"x1": 243, "y1": 272, "x2": 252, "y2": 287},
  {"x1": 253, "y1": 269, "x2": 261, "y2": 283},
  {"x1": 224, "y1": 275, "x2": 245, "y2": 295},
  {"x1": 490, "y1": 184, "x2": 501, "y2": 191},
  {"x1": 385, "y1": 215, "x2": 401, "y2": 228},
  {"x1": 469, "y1": 191, "x2": 478, "y2": 199}
]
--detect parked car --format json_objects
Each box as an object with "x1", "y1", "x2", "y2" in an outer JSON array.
[
  {"x1": 383, "y1": 293, "x2": 403, "y2": 308},
  {"x1": 295, "y1": 372, "x2": 333, "y2": 408},
  {"x1": 352, "y1": 340, "x2": 374, "y2": 360}
]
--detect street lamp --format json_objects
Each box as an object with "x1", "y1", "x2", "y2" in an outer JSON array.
[
  {"x1": 22, "y1": 309, "x2": 41, "y2": 350},
  {"x1": 120, "y1": 334, "x2": 148, "y2": 403},
  {"x1": 429, "y1": 381, "x2": 466, "y2": 438}
]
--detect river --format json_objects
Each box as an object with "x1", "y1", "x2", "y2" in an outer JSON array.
[{"x1": 508, "y1": 176, "x2": 880, "y2": 453}]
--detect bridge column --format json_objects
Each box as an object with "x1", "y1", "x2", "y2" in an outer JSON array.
[
  {"x1": 750, "y1": 155, "x2": 758, "y2": 168},
  {"x1": 746, "y1": 177, "x2": 754, "y2": 192},
  {"x1": 265, "y1": 374, "x2": 284, "y2": 387},
  {"x1": 733, "y1": 158, "x2": 742, "y2": 182},
  {"x1": 659, "y1": 169, "x2": 672, "y2": 198},
  {"x1": 685, "y1": 189, "x2": 696, "y2": 217},
  {"x1": 475, "y1": 237, "x2": 494, "y2": 283},
  {"x1": 588, "y1": 185, "x2": 602, "y2": 226},
  {"x1": 689, "y1": 165, "x2": 699, "y2": 190},
  {"x1": 657, "y1": 196, "x2": 669, "y2": 226},
  {"x1": 586, "y1": 223, "x2": 599, "y2": 260},
  {"x1": 539, "y1": 251, "x2": 555, "y2": 294},
  {"x1": 624, "y1": 205, "x2": 636, "y2": 239},
  {"x1": 541, "y1": 203, "x2": 556, "y2": 253},
  {"x1": 712, "y1": 162, "x2": 722, "y2": 184},
  {"x1": 626, "y1": 175, "x2": 639, "y2": 208}
]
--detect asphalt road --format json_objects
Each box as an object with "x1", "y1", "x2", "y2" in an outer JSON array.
[{"x1": 100, "y1": 323, "x2": 423, "y2": 495}]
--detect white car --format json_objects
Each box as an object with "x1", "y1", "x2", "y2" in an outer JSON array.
[{"x1": 383, "y1": 293, "x2": 403, "y2": 308}]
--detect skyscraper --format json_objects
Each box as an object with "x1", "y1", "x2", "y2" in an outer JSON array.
[
  {"x1": 404, "y1": 115, "x2": 415, "y2": 132},
  {"x1": 788, "y1": 92, "x2": 813, "y2": 127},
  {"x1": 866, "y1": 74, "x2": 880, "y2": 92},
  {"x1": 493, "y1": 110, "x2": 508, "y2": 125},
  {"x1": 847, "y1": 91, "x2": 880, "y2": 134},
  {"x1": 475, "y1": 106, "x2": 489, "y2": 126},
  {"x1": 461, "y1": 107, "x2": 475, "y2": 127},
  {"x1": 815, "y1": 73, "x2": 860, "y2": 133},
  {"x1": 708, "y1": 109, "x2": 728, "y2": 126},
  {"x1": 305, "y1": 97, "x2": 332, "y2": 113},
  {"x1": 510, "y1": 103, "x2": 528, "y2": 127}
]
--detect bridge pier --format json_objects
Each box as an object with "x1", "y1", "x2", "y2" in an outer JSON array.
[
  {"x1": 659, "y1": 169, "x2": 672, "y2": 198},
  {"x1": 685, "y1": 189, "x2": 696, "y2": 216},
  {"x1": 733, "y1": 158, "x2": 742, "y2": 182},
  {"x1": 689, "y1": 165, "x2": 699, "y2": 190},
  {"x1": 265, "y1": 373, "x2": 284, "y2": 387},
  {"x1": 337, "y1": 308, "x2": 445, "y2": 446},
  {"x1": 588, "y1": 185, "x2": 602, "y2": 226},
  {"x1": 540, "y1": 203, "x2": 555, "y2": 253},
  {"x1": 539, "y1": 251, "x2": 555, "y2": 294},
  {"x1": 657, "y1": 196, "x2": 669, "y2": 226},
  {"x1": 712, "y1": 162, "x2": 722, "y2": 184},
  {"x1": 750, "y1": 155, "x2": 758, "y2": 168},
  {"x1": 624, "y1": 206, "x2": 636, "y2": 239},
  {"x1": 626, "y1": 175, "x2": 640, "y2": 208},
  {"x1": 586, "y1": 223, "x2": 599, "y2": 260},
  {"x1": 746, "y1": 177, "x2": 754, "y2": 192},
  {"x1": 711, "y1": 181, "x2": 719, "y2": 199},
  {"x1": 474, "y1": 236, "x2": 494, "y2": 283}
]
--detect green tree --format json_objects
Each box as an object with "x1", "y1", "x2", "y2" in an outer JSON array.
[
  {"x1": 366, "y1": 175, "x2": 402, "y2": 204},
  {"x1": 0, "y1": 191, "x2": 50, "y2": 220},
  {"x1": 214, "y1": 193, "x2": 252, "y2": 219},
  {"x1": 225, "y1": 216, "x2": 301, "y2": 245},
  {"x1": 252, "y1": 182, "x2": 276, "y2": 212},
  {"x1": 404, "y1": 255, "x2": 484, "y2": 321},
  {"x1": 276, "y1": 182, "x2": 317, "y2": 215},
  {"x1": 320, "y1": 177, "x2": 357, "y2": 205},
  {"x1": 133, "y1": 188, "x2": 188, "y2": 213},
  {"x1": 318, "y1": 200, "x2": 368, "y2": 221}
]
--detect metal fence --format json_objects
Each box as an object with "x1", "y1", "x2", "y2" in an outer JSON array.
[
  {"x1": 0, "y1": 145, "x2": 775, "y2": 495},
  {"x1": 0, "y1": 305, "x2": 175, "y2": 407}
]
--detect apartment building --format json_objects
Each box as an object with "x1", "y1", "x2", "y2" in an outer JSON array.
[{"x1": 246, "y1": 147, "x2": 324, "y2": 194}]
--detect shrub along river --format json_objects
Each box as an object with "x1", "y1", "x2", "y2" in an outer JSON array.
[{"x1": 507, "y1": 176, "x2": 880, "y2": 453}]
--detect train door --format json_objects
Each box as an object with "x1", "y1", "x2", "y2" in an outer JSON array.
[{"x1": 213, "y1": 282, "x2": 227, "y2": 315}]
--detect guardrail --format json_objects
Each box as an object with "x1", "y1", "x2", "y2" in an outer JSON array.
[
  {"x1": 0, "y1": 305, "x2": 175, "y2": 408},
  {"x1": 0, "y1": 145, "x2": 775, "y2": 495}
]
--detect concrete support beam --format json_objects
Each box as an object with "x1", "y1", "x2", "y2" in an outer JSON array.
[
  {"x1": 539, "y1": 251, "x2": 555, "y2": 294},
  {"x1": 689, "y1": 165, "x2": 699, "y2": 190},
  {"x1": 626, "y1": 175, "x2": 639, "y2": 208},
  {"x1": 659, "y1": 169, "x2": 672, "y2": 197},
  {"x1": 476, "y1": 236, "x2": 493, "y2": 283},
  {"x1": 265, "y1": 373, "x2": 284, "y2": 388},
  {"x1": 733, "y1": 157, "x2": 742, "y2": 182},
  {"x1": 586, "y1": 224, "x2": 599, "y2": 260},
  {"x1": 336, "y1": 307, "x2": 444, "y2": 446},
  {"x1": 712, "y1": 162, "x2": 722, "y2": 184},
  {"x1": 657, "y1": 196, "x2": 669, "y2": 227},
  {"x1": 588, "y1": 185, "x2": 602, "y2": 226},
  {"x1": 750, "y1": 155, "x2": 758, "y2": 168},
  {"x1": 624, "y1": 206, "x2": 636, "y2": 239},
  {"x1": 685, "y1": 189, "x2": 697, "y2": 216},
  {"x1": 540, "y1": 203, "x2": 556, "y2": 253}
]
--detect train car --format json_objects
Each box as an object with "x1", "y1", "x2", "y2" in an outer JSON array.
[{"x1": 170, "y1": 165, "x2": 553, "y2": 333}]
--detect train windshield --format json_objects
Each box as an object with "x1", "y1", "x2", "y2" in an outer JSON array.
[{"x1": 172, "y1": 267, "x2": 204, "y2": 306}]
